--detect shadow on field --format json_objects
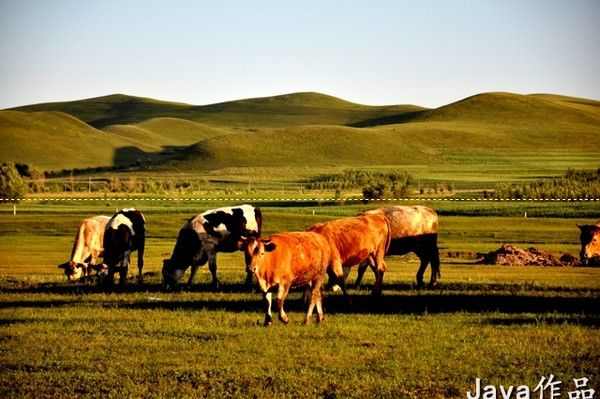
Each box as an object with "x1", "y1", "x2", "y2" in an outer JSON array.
[{"x1": 1, "y1": 281, "x2": 598, "y2": 317}]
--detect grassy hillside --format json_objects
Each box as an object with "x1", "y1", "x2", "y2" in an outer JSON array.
[
  {"x1": 11, "y1": 92, "x2": 424, "y2": 129},
  {"x1": 103, "y1": 118, "x2": 235, "y2": 150},
  {"x1": 3, "y1": 92, "x2": 599, "y2": 178},
  {"x1": 177, "y1": 113, "x2": 600, "y2": 171},
  {"x1": 0, "y1": 110, "x2": 141, "y2": 170},
  {"x1": 9, "y1": 94, "x2": 194, "y2": 129},
  {"x1": 0, "y1": 112, "x2": 237, "y2": 170}
]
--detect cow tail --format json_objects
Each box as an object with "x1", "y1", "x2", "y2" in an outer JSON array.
[
  {"x1": 384, "y1": 217, "x2": 392, "y2": 253},
  {"x1": 254, "y1": 207, "x2": 263, "y2": 238}
]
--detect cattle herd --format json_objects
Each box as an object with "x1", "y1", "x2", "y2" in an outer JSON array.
[{"x1": 58, "y1": 205, "x2": 600, "y2": 327}]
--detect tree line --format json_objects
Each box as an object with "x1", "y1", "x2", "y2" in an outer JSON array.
[{"x1": 492, "y1": 168, "x2": 600, "y2": 200}]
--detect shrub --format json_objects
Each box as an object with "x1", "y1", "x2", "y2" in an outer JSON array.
[{"x1": 0, "y1": 162, "x2": 28, "y2": 202}]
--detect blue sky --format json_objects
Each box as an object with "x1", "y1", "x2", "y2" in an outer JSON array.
[{"x1": 1, "y1": 0, "x2": 598, "y2": 108}]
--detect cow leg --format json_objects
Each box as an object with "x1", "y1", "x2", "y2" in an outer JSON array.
[
  {"x1": 276, "y1": 284, "x2": 291, "y2": 325},
  {"x1": 136, "y1": 239, "x2": 145, "y2": 283},
  {"x1": 186, "y1": 264, "x2": 200, "y2": 289},
  {"x1": 263, "y1": 292, "x2": 273, "y2": 327},
  {"x1": 305, "y1": 282, "x2": 324, "y2": 325},
  {"x1": 119, "y1": 250, "x2": 131, "y2": 287},
  {"x1": 428, "y1": 238, "x2": 441, "y2": 287},
  {"x1": 372, "y1": 254, "x2": 387, "y2": 296},
  {"x1": 332, "y1": 260, "x2": 350, "y2": 304},
  {"x1": 354, "y1": 261, "x2": 369, "y2": 288},
  {"x1": 315, "y1": 286, "x2": 325, "y2": 323},
  {"x1": 416, "y1": 253, "x2": 429, "y2": 288},
  {"x1": 187, "y1": 252, "x2": 208, "y2": 289},
  {"x1": 103, "y1": 266, "x2": 116, "y2": 290},
  {"x1": 207, "y1": 252, "x2": 219, "y2": 290}
]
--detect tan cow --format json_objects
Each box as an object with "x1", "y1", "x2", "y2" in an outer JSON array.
[
  {"x1": 355, "y1": 206, "x2": 441, "y2": 287},
  {"x1": 578, "y1": 220, "x2": 600, "y2": 264},
  {"x1": 308, "y1": 212, "x2": 390, "y2": 296},
  {"x1": 244, "y1": 232, "x2": 331, "y2": 326},
  {"x1": 58, "y1": 215, "x2": 110, "y2": 281}
]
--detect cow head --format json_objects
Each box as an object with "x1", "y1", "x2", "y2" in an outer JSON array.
[
  {"x1": 58, "y1": 261, "x2": 85, "y2": 282},
  {"x1": 243, "y1": 238, "x2": 276, "y2": 274},
  {"x1": 161, "y1": 258, "x2": 185, "y2": 291},
  {"x1": 578, "y1": 224, "x2": 600, "y2": 263}
]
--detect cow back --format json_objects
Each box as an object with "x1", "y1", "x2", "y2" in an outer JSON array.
[
  {"x1": 308, "y1": 213, "x2": 390, "y2": 268},
  {"x1": 259, "y1": 232, "x2": 330, "y2": 286},
  {"x1": 369, "y1": 206, "x2": 438, "y2": 239}
]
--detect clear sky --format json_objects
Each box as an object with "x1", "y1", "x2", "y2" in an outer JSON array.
[{"x1": 1, "y1": 0, "x2": 598, "y2": 109}]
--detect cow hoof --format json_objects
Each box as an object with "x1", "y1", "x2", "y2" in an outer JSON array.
[
  {"x1": 264, "y1": 320, "x2": 273, "y2": 327},
  {"x1": 428, "y1": 281, "x2": 438, "y2": 289},
  {"x1": 279, "y1": 315, "x2": 290, "y2": 325}
]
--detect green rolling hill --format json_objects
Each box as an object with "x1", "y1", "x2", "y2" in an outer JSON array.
[
  {"x1": 2, "y1": 91, "x2": 599, "y2": 174},
  {"x1": 11, "y1": 92, "x2": 423, "y2": 129}
]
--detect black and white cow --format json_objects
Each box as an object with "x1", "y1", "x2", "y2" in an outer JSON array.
[
  {"x1": 101, "y1": 208, "x2": 146, "y2": 287},
  {"x1": 162, "y1": 204, "x2": 262, "y2": 290}
]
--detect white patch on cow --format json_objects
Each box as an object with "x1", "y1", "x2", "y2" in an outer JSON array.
[
  {"x1": 108, "y1": 214, "x2": 135, "y2": 235},
  {"x1": 215, "y1": 223, "x2": 227, "y2": 231},
  {"x1": 200, "y1": 204, "x2": 259, "y2": 234}
]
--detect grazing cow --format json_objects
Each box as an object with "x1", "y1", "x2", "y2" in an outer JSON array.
[
  {"x1": 101, "y1": 208, "x2": 145, "y2": 287},
  {"x1": 354, "y1": 206, "x2": 441, "y2": 287},
  {"x1": 162, "y1": 204, "x2": 262, "y2": 290},
  {"x1": 578, "y1": 220, "x2": 600, "y2": 264},
  {"x1": 308, "y1": 212, "x2": 390, "y2": 296},
  {"x1": 58, "y1": 215, "x2": 110, "y2": 281},
  {"x1": 244, "y1": 232, "x2": 330, "y2": 326}
]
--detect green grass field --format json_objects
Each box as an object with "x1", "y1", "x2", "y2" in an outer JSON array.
[{"x1": 1, "y1": 202, "x2": 598, "y2": 398}]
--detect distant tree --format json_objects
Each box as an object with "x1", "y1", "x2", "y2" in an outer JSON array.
[{"x1": 0, "y1": 163, "x2": 28, "y2": 202}]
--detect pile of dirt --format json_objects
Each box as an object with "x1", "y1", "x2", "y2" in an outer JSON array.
[{"x1": 476, "y1": 244, "x2": 579, "y2": 266}]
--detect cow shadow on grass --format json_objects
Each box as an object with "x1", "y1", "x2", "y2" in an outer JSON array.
[{"x1": 2, "y1": 280, "x2": 599, "y2": 319}]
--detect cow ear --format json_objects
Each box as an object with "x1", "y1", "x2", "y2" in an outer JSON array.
[
  {"x1": 576, "y1": 224, "x2": 584, "y2": 230},
  {"x1": 264, "y1": 242, "x2": 277, "y2": 252}
]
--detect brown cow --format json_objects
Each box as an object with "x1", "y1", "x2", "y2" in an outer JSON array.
[
  {"x1": 355, "y1": 206, "x2": 441, "y2": 287},
  {"x1": 578, "y1": 220, "x2": 600, "y2": 264},
  {"x1": 308, "y1": 212, "x2": 390, "y2": 296},
  {"x1": 58, "y1": 215, "x2": 110, "y2": 281},
  {"x1": 244, "y1": 232, "x2": 331, "y2": 326}
]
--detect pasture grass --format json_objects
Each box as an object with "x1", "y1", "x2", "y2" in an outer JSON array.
[
  {"x1": 1, "y1": 271, "x2": 598, "y2": 399},
  {"x1": 0, "y1": 205, "x2": 599, "y2": 398}
]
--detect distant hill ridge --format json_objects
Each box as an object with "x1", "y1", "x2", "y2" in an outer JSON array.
[{"x1": 2, "y1": 91, "x2": 599, "y2": 171}]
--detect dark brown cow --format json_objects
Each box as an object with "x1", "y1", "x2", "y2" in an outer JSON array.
[
  {"x1": 58, "y1": 215, "x2": 109, "y2": 281},
  {"x1": 308, "y1": 212, "x2": 390, "y2": 296},
  {"x1": 244, "y1": 232, "x2": 331, "y2": 326},
  {"x1": 355, "y1": 206, "x2": 441, "y2": 287},
  {"x1": 578, "y1": 220, "x2": 600, "y2": 264},
  {"x1": 101, "y1": 209, "x2": 145, "y2": 287}
]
